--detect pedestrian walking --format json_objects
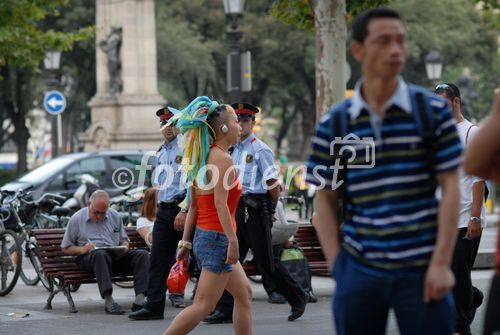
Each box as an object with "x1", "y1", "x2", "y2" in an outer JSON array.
[{"x1": 307, "y1": 8, "x2": 463, "y2": 334}]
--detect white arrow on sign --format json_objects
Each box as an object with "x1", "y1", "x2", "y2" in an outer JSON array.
[{"x1": 47, "y1": 97, "x2": 65, "y2": 109}]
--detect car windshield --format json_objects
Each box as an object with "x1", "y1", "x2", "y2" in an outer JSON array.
[{"x1": 18, "y1": 157, "x2": 74, "y2": 184}]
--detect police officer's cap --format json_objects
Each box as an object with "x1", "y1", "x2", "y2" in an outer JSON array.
[
  {"x1": 231, "y1": 102, "x2": 259, "y2": 119},
  {"x1": 156, "y1": 106, "x2": 178, "y2": 129}
]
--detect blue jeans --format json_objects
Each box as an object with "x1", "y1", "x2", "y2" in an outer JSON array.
[
  {"x1": 332, "y1": 249, "x2": 455, "y2": 335},
  {"x1": 193, "y1": 227, "x2": 232, "y2": 274}
]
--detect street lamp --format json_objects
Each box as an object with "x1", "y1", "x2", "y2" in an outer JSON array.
[
  {"x1": 224, "y1": 0, "x2": 245, "y2": 102},
  {"x1": 44, "y1": 50, "x2": 62, "y2": 158},
  {"x1": 44, "y1": 50, "x2": 61, "y2": 70},
  {"x1": 425, "y1": 49, "x2": 443, "y2": 83}
]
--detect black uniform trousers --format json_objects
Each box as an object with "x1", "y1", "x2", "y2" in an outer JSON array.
[
  {"x1": 451, "y1": 227, "x2": 482, "y2": 335},
  {"x1": 144, "y1": 206, "x2": 182, "y2": 314},
  {"x1": 77, "y1": 249, "x2": 149, "y2": 299},
  {"x1": 216, "y1": 197, "x2": 306, "y2": 315},
  {"x1": 483, "y1": 273, "x2": 500, "y2": 335}
]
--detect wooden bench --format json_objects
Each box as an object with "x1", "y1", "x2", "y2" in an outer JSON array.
[
  {"x1": 242, "y1": 223, "x2": 329, "y2": 277},
  {"x1": 32, "y1": 227, "x2": 148, "y2": 313}
]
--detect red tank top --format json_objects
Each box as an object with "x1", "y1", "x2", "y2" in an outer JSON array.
[{"x1": 195, "y1": 145, "x2": 242, "y2": 233}]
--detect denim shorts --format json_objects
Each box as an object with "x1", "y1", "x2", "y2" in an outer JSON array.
[{"x1": 193, "y1": 227, "x2": 232, "y2": 274}]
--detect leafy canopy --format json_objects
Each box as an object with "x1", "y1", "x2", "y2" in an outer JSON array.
[{"x1": 0, "y1": 0, "x2": 94, "y2": 68}]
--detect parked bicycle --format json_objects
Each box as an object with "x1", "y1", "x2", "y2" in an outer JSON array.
[
  {"x1": 110, "y1": 186, "x2": 145, "y2": 227},
  {"x1": 0, "y1": 205, "x2": 22, "y2": 296},
  {"x1": 0, "y1": 189, "x2": 70, "y2": 292}
]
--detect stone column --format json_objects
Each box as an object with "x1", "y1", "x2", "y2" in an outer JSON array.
[{"x1": 81, "y1": 0, "x2": 165, "y2": 151}]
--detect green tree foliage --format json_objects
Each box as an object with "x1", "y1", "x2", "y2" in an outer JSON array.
[
  {"x1": 270, "y1": 0, "x2": 390, "y2": 30},
  {"x1": 0, "y1": 0, "x2": 94, "y2": 174},
  {"x1": 271, "y1": 0, "x2": 498, "y2": 122},
  {"x1": 390, "y1": 0, "x2": 499, "y2": 120},
  {"x1": 0, "y1": 0, "x2": 93, "y2": 68},
  {"x1": 156, "y1": 0, "x2": 316, "y2": 157},
  {"x1": 156, "y1": 0, "x2": 226, "y2": 107}
]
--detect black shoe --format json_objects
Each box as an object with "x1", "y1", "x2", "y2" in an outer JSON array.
[
  {"x1": 288, "y1": 297, "x2": 307, "y2": 322},
  {"x1": 307, "y1": 291, "x2": 318, "y2": 303},
  {"x1": 203, "y1": 310, "x2": 232, "y2": 324},
  {"x1": 131, "y1": 303, "x2": 144, "y2": 312},
  {"x1": 473, "y1": 286, "x2": 484, "y2": 309},
  {"x1": 268, "y1": 291, "x2": 286, "y2": 304},
  {"x1": 128, "y1": 308, "x2": 164, "y2": 320},
  {"x1": 472, "y1": 286, "x2": 484, "y2": 319},
  {"x1": 105, "y1": 302, "x2": 126, "y2": 315}
]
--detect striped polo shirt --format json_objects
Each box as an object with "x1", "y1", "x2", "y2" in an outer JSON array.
[{"x1": 306, "y1": 79, "x2": 463, "y2": 276}]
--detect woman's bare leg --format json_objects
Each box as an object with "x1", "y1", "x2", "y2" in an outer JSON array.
[
  {"x1": 226, "y1": 262, "x2": 253, "y2": 335},
  {"x1": 163, "y1": 269, "x2": 230, "y2": 335}
]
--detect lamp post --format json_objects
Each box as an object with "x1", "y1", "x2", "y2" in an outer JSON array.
[
  {"x1": 224, "y1": 0, "x2": 245, "y2": 102},
  {"x1": 425, "y1": 49, "x2": 443, "y2": 85},
  {"x1": 44, "y1": 50, "x2": 62, "y2": 158}
]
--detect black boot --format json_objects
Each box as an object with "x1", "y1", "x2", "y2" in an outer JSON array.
[{"x1": 203, "y1": 310, "x2": 233, "y2": 324}]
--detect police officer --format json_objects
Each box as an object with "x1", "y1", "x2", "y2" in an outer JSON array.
[
  {"x1": 204, "y1": 103, "x2": 307, "y2": 323},
  {"x1": 129, "y1": 107, "x2": 188, "y2": 320}
]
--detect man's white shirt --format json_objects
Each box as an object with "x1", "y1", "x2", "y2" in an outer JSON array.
[{"x1": 456, "y1": 119, "x2": 486, "y2": 229}]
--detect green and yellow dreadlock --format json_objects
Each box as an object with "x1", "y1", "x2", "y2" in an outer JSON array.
[{"x1": 170, "y1": 96, "x2": 221, "y2": 185}]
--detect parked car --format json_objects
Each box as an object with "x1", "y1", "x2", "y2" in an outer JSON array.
[{"x1": 1, "y1": 150, "x2": 153, "y2": 200}]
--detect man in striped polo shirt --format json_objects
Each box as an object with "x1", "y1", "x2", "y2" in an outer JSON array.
[{"x1": 306, "y1": 8, "x2": 463, "y2": 335}]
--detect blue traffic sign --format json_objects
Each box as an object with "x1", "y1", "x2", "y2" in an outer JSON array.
[{"x1": 43, "y1": 90, "x2": 66, "y2": 115}]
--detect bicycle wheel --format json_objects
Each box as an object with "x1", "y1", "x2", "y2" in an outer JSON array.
[
  {"x1": 0, "y1": 230, "x2": 22, "y2": 296},
  {"x1": 28, "y1": 249, "x2": 52, "y2": 291},
  {"x1": 19, "y1": 239, "x2": 40, "y2": 286}
]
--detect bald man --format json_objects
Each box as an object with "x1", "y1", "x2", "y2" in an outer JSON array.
[{"x1": 61, "y1": 190, "x2": 149, "y2": 314}]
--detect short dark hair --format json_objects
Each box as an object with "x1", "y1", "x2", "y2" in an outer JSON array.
[
  {"x1": 351, "y1": 8, "x2": 403, "y2": 43},
  {"x1": 435, "y1": 83, "x2": 461, "y2": 100}
]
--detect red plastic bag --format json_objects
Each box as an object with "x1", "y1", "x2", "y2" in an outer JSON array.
[{"x1": 167, "y1": 258, "x2": 190, "y2": 295}]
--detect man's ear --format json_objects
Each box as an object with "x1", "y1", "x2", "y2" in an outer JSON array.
[{"x1": 351, "y1": 41, "x2": 363, "y2": 62}]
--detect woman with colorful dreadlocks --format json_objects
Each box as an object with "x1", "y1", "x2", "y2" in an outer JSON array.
[{"x1": 163, "y1": 97, "x2": 252, "y2": 335}]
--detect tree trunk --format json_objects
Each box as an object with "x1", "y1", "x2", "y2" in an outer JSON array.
[
  {"x1": 13, "y1": 127, "x2": 29, "y2": 175},
  {"x1": 13, "y1": 68, "x2": 30, "y2": 175},
  {"x1": 276, "y1": 103, "x2": 300, "y2": 153},
  {"x1": 311, "y1": 0, "x2": 347, "y2": 120},
  {"x1": 299, "y1": 101, "x2": 316, "y2": 160}
]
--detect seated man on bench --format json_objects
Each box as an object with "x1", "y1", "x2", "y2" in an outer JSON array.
[{"x1": 61, "y1": 190, "x2": 150, "y2": 315}]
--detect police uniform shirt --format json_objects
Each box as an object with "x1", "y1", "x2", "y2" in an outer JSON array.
[
  {"x1": 153, "y1": 136, "x2": 185, "y2": 202},
  {"x1": 231, "y1": 134, "x2": 278, "y2": 195}
]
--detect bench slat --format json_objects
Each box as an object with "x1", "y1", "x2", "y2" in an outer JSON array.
[{"x1": 32, "y1": 224, "x2": 329, "y2": 286}]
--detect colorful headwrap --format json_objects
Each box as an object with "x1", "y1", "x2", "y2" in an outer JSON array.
[{"x1": 169, "y1": 96, "x2": 221, "y2": 185}]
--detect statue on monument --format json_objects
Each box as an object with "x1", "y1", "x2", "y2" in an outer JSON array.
[{"x1": 99, "y1": 26, "x2": 123, "y2": 95}]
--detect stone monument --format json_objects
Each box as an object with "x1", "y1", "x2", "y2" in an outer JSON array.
[{"x1": 81, "y1": 0, "x2": 165, "y2": 151}]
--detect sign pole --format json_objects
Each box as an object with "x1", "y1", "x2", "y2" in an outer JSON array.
[
  {"x1": 57, "y1": 114, "x2": 63, "y2": 155},
  {"x1": 52, "y1": 116, "x2": 58, "y2": 158}
]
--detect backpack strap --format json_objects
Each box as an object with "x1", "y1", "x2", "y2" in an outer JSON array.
[
  {"x1": 408, "y1": 84, "x2": 438, "y2": 186},
  {"x1": 330, "y1": 99, "x2": 351, "y2": 222},
  {"x1": 465, "y1": 124, "x2": 477, "y2": 145}
]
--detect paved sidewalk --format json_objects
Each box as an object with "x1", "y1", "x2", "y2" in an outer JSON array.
[{"x1": 0, "y1": 271, "x2": 495, "y2": 335}]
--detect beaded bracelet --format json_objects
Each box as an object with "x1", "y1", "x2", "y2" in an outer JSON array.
[{"x1": 178, "y1": 240, "x2": 192, "y2": 250}]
